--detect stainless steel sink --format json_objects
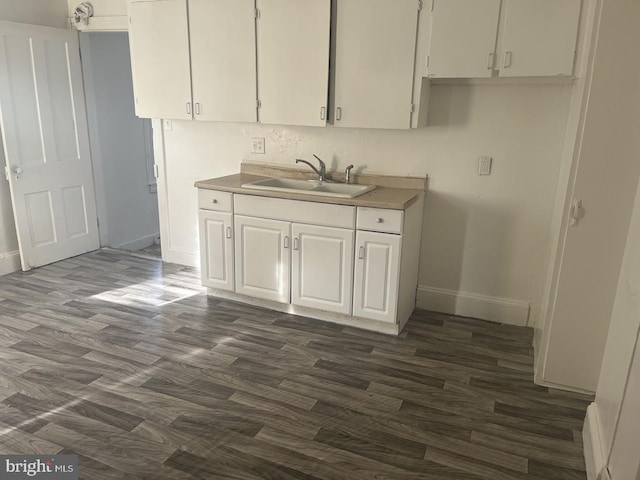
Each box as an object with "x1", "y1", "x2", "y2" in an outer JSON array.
[{"x1": 241, "y1": 178, "x2": 376, "y2": 199}]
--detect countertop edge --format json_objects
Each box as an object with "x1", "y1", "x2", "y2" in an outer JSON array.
[{"x1": 195, "y1": 174, "x2": 424, "y2": 210}]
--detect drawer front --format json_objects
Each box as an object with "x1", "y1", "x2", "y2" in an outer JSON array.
[
  {"x1": 198, "y1": 189, "x2": 233, "y2": 212},
  {"x1": 357, "y1": 207, "x2": 403, "y2": 234},
  {"x1": 235, "y1": 195, "x2": 355, "y2": 229}
]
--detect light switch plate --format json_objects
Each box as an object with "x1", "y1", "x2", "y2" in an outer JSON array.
[{"x1": 478, "y1": 156, "x2": 492, "y2": 175}]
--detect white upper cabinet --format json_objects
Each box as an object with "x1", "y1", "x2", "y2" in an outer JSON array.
[
  {"x1": 426, "y1": 0, "x2": 581, "y2": 78},
  {"x1": 498, "y1": 0, "x2": 581, "y2": 77},
  {"x1": 189, "y1": 0, "x2": 257, "y2": 122},
  {"x1": 129, "y1": 0, "x2": 192, "y2": 119},
  {"x1": 427, "y1": 0, "x2": 501, "y2": 79},
  {"x1": 256, "y1": 0, "x2": 330, "y2": 127},
  {"x1": 333, "y1": 0, "x2": 419, "y2": 129}
]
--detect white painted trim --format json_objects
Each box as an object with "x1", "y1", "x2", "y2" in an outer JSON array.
[
  {"x1": 112, "y1": 233, "x2": 159, "y2": 252},
  {"x1": 583, "y1": 403, "x2": 611, "y2": 480},
  {"x1": 416, "y1": 285, "x2": 530, "y2": 326},
  {"x1": 0, "y1": 250, "x2": 21, "y2": 276},
  {"x1": 69, "y1": 16, "x2": 128, "y2": 32},
  {"x1": 208, "y1": 288, "x2": 401, "y2": 335}
]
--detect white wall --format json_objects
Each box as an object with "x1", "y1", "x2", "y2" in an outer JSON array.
[
  {"x1": 536, "y1": 0, "x2": 640, "y2": 392},
  {"x1": 584, "y1": 175, "x2": 640, "y2": 480},
  {"x1": 0, "y1": 0, "x2": 70, "y2": 275},
  {"x1": 0, "y1": 0, "x2": 68, "y2": 28},
  {"x1": 81, "y1": 32, "x2": 159, "y2": 250},
  {"x1": 158, "y1": 82, "x2": 572, "y2": 326}
]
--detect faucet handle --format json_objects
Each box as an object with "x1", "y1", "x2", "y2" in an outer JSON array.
[{"x1": 312, "y1": 154, "x2": 326, "y2": 169}]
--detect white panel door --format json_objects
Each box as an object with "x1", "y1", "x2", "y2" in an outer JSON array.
[
  {"x1": 291, "y1": 224, "x2": 354, "y2": 314},
  {"x1": 333, "y1": 0, "x2": 418, "y2": 129},
  {"x1": 234, "y1": 215, "x2": 290, "y2": 303},
  {"x1": 498, "y1": 0, "x2": 581, "y2": 77},
  {"x1": 256, "y1": 0, "x2": 330, "y2": 127},
  {"x1": 353, "y1": 231, "x2": 401, "y2": 323},
  {"x1": 189, "y1": 0, "x2": 257, "y2": 122},
  {"x1": 129, "y1": 0, "x2": 192, "y2": 119},
  {"x1": 0, "y1": 22, "x2": 99, "y2": 271},
  {"x1": 427, "y1": 0, "x2": 501, "y2": 78},
  {"x1": 198, "y1": 210, "x2": 234, "y2": 291}
]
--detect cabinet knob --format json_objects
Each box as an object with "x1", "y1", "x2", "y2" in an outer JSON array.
[
  {"x1": 375, "y1": 217, "x2": 383, "y2": 223},
  {"x1": 211, "y1": 199, "x2": 218, "y2": 204}
]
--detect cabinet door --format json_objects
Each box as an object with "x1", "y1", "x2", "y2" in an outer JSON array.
[
  {"x1": 129, "y1": 0, "x2": 193, "y2": 119},
  {"x1": 353, "y1": 231, "x2": 401, "y2": 323},
  {"x1": 333, "y1": 0, "x2": 419, "y2": 129},
  {"x1": 498, "y1": 0, "x2": 581, "y2": 77},
  {"x1": 427, "y1": 0, "x2": 501, "y2": 78},
  {"x1": 291, "y1": 224, "x2": 354, "y2": 315},
  {"x1": 199, "y1": 210, "x2": 234, "y2": 291},
  {"x1": 256, "y1": 0, "x2": 330, "y2": 127},
  {"x1": 235, "y1": 216, "x2": 290, "y2": 303},
  {"x1": 189, "y1": 0, "x2": 257, "y2": 122}
]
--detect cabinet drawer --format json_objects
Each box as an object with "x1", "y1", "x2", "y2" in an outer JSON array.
[
  {"x1": 198, "y1": 189, "x2": 233, "y2": 212},
  {"x1": 357, "y1": 207, "x2": 403, "y2": 234}
]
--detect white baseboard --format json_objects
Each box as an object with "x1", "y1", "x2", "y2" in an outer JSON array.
[
  {"x1": 416, "y1": 286, "x2": 530, "y2": 326},
  {"x1": 113, "y1": 234, "x2": 159, "y2": 252},
  {"x1": 583, "y1": 403, "x2": 610, "y2": 480},
  {"x1": 0, "y1": 250, "x2": 21, "y2": 276}
]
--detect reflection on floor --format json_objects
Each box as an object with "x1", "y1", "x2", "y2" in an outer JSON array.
[{"x1": 0, "y1": 249, "x2": 591, "y2": 479}]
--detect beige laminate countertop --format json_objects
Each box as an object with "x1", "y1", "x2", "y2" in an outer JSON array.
[{"x1": 195, "y1": 173, "x2": 424, "y2": 210}]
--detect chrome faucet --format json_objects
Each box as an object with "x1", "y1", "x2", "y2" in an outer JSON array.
[
  {"x1": 344, "y1": 165, "x2": 354, "y2": 184},
  {"x1": 295, "y1": 154, "x2": 327, "y2": 182}
]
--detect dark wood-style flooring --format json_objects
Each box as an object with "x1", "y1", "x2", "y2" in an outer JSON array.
[{"x1": 0, "y1": 250, "x2": 591, "y2": 479}]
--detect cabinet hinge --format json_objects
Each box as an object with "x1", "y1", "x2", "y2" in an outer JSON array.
[
  {"x1": 257, "y1": 99, "x2": 262, "y2": 109},
  {"x1": 430, "y1": 0, "x2": 435, "y2": 11},
  {"x1": 410, "y1": 104, "x2": 415, "y2": 113},
  {"x1": 4, "y1": 166, "x2": 9, "y2": 182},
  {"x1": 255, "y1": 8, "x2": 260, "y2": 19},
  {"x1": 426, "y1": 55, "x2": 430, "y2": 68},
  {"x1": 135, "y1": 97, "x2": 139, "y2": 105},
  {"x1": 573, "y1": 50, "x2": 578, "y2": 66},
  {"x1": 129, "y1": 16, "x2": 132, "y2": 24},
  {"x1": 153, "y1": 163, "x2": 159, "y2": 178},
  {"x1": 418, "y1": 0, "x2": 423, "y2": 10}
]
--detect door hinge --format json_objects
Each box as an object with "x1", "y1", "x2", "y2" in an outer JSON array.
[
  {"x1": 257, "y1": 99, "x2": 262, "y2": 109},
  {"x1": 411, "y1": 104, "x2": 415, "y2": 113},
  {"x1": 153, "y1": 163, "x2": 159, "y2": 178},
  {"x1": 255, "y1": 8, "x2": 260, "y2": 19}
]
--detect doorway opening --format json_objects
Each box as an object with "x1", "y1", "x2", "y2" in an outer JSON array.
[{"x1": 80, "y1": 31, "x2": 160, "y2": 259}]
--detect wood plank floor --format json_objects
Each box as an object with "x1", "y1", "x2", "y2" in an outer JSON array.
[{"x1": 0, "y1": 250, "x2": 592, "y2": 479}]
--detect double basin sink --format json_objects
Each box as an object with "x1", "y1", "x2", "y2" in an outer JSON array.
[{"x1": 241, "y1": 177, "x2": 376, "y2": 199}]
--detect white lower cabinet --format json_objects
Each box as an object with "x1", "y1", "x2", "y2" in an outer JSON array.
[
  {"x1": 234, "y1": 215, "x2": 291, "y2": 303},
  {"x1": 198, "y1": 210, "x2": 234, "y2": 291},
  {"x1": 197, "y1": 189, "x2": 424, "y2": 334},
  {"x1": 291, "y1": 224, "x2": 354, "y2": 314},
  {"x1": 353, "y1": 231, "x2": 401, "y2": 323}
]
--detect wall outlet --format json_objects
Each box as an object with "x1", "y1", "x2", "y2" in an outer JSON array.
[
  {"x1": 251, "y1": 137, "x2": 265, "y2": 154},
  {"x1": 478, "y1": 156, "x2": 493, "y2": 175}
]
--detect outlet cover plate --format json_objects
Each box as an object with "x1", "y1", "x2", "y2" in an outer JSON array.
[
  {"x1": 478, "y1": 156, "x2": 492, "y2": 175},
  {"x1": 251, "y1": 137, "x2": 265, "y2": 154}
]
